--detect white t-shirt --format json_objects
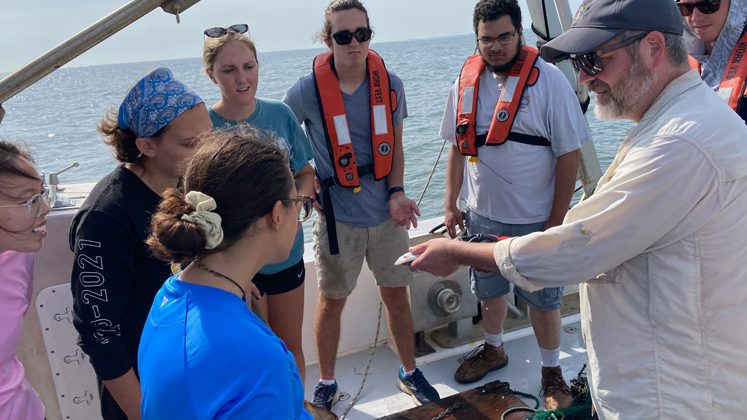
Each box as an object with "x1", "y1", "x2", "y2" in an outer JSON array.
[{"x1": 439, "y1": 57, "x2": 590, "y2": 224}]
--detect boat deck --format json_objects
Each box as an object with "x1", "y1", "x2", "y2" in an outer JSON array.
[{"x1": 305, "y1": 315, "x2": 587, "y2": 419}]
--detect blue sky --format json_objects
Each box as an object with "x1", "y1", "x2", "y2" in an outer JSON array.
[{"x1": 1, "y1": 0, "x2": 583, "y2": 73}]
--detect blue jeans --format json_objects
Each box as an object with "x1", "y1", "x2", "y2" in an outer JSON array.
[{"x1": 466, "y1": 210, "x2": 563, "y2": 311}]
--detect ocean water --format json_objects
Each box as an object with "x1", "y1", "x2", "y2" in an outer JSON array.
[{"x1": 0, "y1": 33, "x2": 631, "y2": 228}]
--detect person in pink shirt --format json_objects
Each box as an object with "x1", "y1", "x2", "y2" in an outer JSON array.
[{"x1": 0, "y1": 140, "x2": 54, "y2": 420}]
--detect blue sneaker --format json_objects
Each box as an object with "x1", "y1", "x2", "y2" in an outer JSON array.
[
  {"x1": 312, "y1": 380, "x2": 339, "y2": 410},
  {"x1": 397, "y1": 367, "x2": 440, "y2": 405}
]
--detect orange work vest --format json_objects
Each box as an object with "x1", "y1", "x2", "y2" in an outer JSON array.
[
  {"x1": 455, "y1": 45, "x2": 547, "y2": 157},
  {"x1": 312, "y1": 49, "x2": 396, "y2": 189},
  {"x1": 689, "y1": 29, "x2": 747, "y2": 122}
]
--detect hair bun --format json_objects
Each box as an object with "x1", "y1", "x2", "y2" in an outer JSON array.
[{"x1": 147, "y1": 188, "x2": 207, "y2": 264}]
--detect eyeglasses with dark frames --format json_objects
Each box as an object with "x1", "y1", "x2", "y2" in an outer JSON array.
[
  {"x1": 477, "y1": 30, "x2": 518, "y2": 47},
  {"x1": 331, "y1": 27, "x2": 373, "y2": 45},
  {"x1": 204, "y1": 24, "x2": 249, "y2": 38},
  {"x1": 675, "y1": 0, "x2": 721, "y2": 17},
  {"x1": 0, "y1": 186, "x2": 57, "y2": 219},
  {"x1": 282, "y1": 195, "x2": 314, "y2": 223},
  {"x1": 570, "y1": 32, "x2": 649, "y2": 76}
]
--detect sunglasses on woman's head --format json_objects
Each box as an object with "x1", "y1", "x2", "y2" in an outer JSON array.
[
  {"x1": 204, "y1": 23, "x2": 249, "y2": 38},
  {"x1": 331, "y1": 27, "x2": 372, "y2": 45},
  {"x1": 675, "y1": 0, "x2": 721, "y2": 17},
  {"x1": 570, "y1": 32, "x2": 648, "y2": 76}
]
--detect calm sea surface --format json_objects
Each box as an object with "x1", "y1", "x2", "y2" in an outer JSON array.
[{"x1": 0, "y1": 33, "x2": 631, "y2": 238}]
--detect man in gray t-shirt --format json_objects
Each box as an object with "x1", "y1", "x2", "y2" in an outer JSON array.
[
  {"x1": 282, "y1": 0, "x2": 439, "y2": 410},
  {"x1": 284, "y1": 69, "x2": 407, "y2": 228}
]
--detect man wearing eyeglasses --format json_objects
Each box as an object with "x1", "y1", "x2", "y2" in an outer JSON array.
[
  {"x1": 679, "y1": 0, "x2": 747, "y2": 122},
  {"x1": 439, "y1": 0, "x2": 589, "y2": 409},
  {"x1": 411, "y1": 0, "x2": 747, "y2": 417}
]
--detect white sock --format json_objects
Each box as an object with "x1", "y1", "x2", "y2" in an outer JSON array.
[
  {"x1": 319, "y1": 378, "x2": 336, "y2": 385},
  {"x1": 402, "y1": 367, "x2": 416, "y2": 377},
  {"x1": 484, "y1": 331, "x2": 504, "y2": 348},
  {"x1": 540, "y1": 346, "x2": 560, "y2": 367}
]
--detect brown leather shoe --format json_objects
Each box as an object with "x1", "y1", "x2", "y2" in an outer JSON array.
[
  {"x1": 454, "y1": 343, "x2": 508, "y2": 384},
  {"x1": 304, "y1": 400, "x2": 338, "y2": 420},
  {"x1": 541, "y1": 366, "x2": 572, "y2": 410}
]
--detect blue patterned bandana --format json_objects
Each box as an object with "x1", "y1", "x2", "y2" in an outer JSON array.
[{"x1": 117, "y1": 67, "x2": 204, "y2": 138}]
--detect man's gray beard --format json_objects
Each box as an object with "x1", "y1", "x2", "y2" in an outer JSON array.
[{"x1": 592, "y1": 56, "x2": 656, "y2": 120}]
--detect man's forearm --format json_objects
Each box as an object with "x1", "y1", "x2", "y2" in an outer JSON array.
[
  {"x1": 452, "y1": 241, "x2": 500, "y2": 272},
  {"x1": 445, "y1": 145, "x2": 465, "y2": 208}
]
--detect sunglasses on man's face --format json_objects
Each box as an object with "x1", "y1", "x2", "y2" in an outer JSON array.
[
  {"x1": 331, "y1": 27, "x2": 372, "y2": 45},
  {"x1": 675, "y1": 0, "x2": 721, "y2": 17},
  {"x1": 570, "y1": 33, "x2": 648, "y2": 76},
  {"x1": 204, "y1": 23, "x2": 249, "y2": 38}
]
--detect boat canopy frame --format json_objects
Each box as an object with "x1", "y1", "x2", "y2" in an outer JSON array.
[{"x1": 0, "y1": 0, "x2": 200, "y2": 115}]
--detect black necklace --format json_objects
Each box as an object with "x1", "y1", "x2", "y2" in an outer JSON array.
[{"x1": 194, "y1": 258, "x2": 247, "y2": 303}]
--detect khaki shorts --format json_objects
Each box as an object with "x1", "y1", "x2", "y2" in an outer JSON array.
[{"x1": 313, "y1": 217, "x2": 413, "y2": 299}]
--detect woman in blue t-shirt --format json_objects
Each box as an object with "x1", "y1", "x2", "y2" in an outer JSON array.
[
  {"x1": 201, "y1": 23, "x2": 315, "y2": 382},
  {"x1": 140, "y1": 128, "x2": 312, "y2": 419}
]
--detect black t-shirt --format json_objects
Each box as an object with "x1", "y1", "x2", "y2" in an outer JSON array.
[{"x1": 69, "y1": 165, "x2": 168, "y2": 380}]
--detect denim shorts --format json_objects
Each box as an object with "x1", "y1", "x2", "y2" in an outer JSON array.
[{"x1": 466, "y1": 210, "x2": 563, "y2": 311}]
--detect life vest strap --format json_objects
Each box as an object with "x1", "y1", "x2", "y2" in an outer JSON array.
[
  {"x1": 318, "y1": 163, "x2": 376, "y2": 255},
  {"x1": 321, "y1": 184, "x2": 340, "y2": 255},
  {"x1": 476, "y1": 131, "x2": 550, "y2": 147},
  {"x1": 319, "y1": 164, "x2": 376, "y2": 188}
]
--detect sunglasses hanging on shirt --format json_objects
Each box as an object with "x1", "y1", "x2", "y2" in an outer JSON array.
[
  {"x1": 204, "y1": 23, "x2": 249, "y2": 38},
  {"x1": 675, "y1": 0, "x2": 721, "y2": 17},
  {"x1": 331, "y1": 27, "x2": 373, "y2": 45}
]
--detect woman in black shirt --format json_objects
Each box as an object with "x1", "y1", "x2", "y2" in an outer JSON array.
[{"x1": 69, "y1": 67, "x2": 211, "y2": 419}]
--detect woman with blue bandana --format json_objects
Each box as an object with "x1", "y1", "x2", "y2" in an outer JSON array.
[
  {"x1": 202, "y1": 24, "x2": 315, "y2": 384},
  {"x1": 68, "y1": 67, "x2": 212, "y2": 420}
]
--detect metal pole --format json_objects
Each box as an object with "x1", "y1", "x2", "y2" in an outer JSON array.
[
  {"x1": 0, "y1": 0, "x2": 181, "y2": 104},
  {"x1": 554, "y1": 0, "x2": 575, "y2": 31}
]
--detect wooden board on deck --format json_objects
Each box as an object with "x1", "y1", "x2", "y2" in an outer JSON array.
[{"x1": 378, "y1": 380, "x2": 529, "y2": 420}]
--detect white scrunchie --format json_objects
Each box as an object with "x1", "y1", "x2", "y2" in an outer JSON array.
[{"x1": 181, "y1": 191, "x2": 224, "y2": 250}]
